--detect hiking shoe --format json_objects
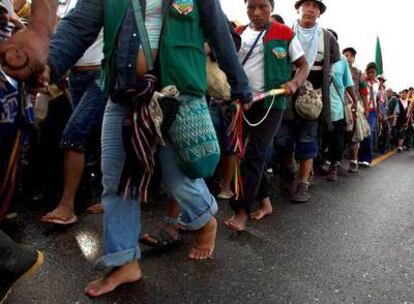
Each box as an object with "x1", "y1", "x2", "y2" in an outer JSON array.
[
  {"x1": 291, "y1": 182, "x2": 310, "y2": 203},
  {"x1": 0, "y1": 235, "x2": 44, "y2": 304},
  {"x1": 327, "y1": 167, "x2": 338, "y2": 182}
]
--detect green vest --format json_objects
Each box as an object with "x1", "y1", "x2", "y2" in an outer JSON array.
[
  {"x1": 101, "y1": 0, "x2": 129, "y2": 95},
  {"x1": 159, "y1": 0, "x2": 206, "y2": 96},
  {"x1": 101, "y1": 0, "x2": 206, "y2": 97},
  {"x1": 263, "y1": 23, "x2": 294, "y2": 110}
]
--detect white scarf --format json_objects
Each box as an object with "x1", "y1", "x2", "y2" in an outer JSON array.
[{"x1": 293, "y1": 21, "x2": 322, "y2": 68}]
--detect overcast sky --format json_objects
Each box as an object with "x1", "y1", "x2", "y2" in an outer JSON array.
[{"x1": 220, "y1": 0, "x2": 411, "y2": 91}]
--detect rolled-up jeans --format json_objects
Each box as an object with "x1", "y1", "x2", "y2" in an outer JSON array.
[{"x1": 95, "y1": 98, "x2": 217, "y2": 270}]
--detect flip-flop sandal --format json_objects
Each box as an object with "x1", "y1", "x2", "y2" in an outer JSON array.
[
  {"x1": 40, "y1": 214, "x2": 78, "y2": 225},
  {"x1": 140, "y1": 227, "x2": 182, "y2": 250}
]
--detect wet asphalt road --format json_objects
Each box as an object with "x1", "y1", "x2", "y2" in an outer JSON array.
[{"x1": 3, "y1": 151, "x2": 414, "y2": 304}]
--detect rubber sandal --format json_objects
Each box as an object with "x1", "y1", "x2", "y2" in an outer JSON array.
[
  {"x1": 216, "y1": 191, "x2": 234, "y2": 200},
  {"x1": 40, "y1": 214, "x2": 78, "y2": 225},
  {"x1": 139, "y1": 227, "x2": 182, "y2": 250}
]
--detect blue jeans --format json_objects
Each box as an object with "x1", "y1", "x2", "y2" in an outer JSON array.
[
  {"x1": 274, "y1": 119, "x2": 319, "y2": 160},
  {"x1": 359, "y1": 111, "x2": 377, "y2": 163},
  {"x1": 60, "y1": 69, "x2": 105, "y2": 152},
  {"x1": 95, "y1": 99, "x2": 218, "y2": 270}
]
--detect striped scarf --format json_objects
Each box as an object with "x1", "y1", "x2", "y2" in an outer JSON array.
[
  {"x1": 117, "y1": 74, "x2": 159, "y2": 203},
  {"x1": 117, "y1": 78, "x2": 178, "y2": 203}
]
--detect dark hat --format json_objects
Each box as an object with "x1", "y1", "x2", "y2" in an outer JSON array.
[
  {"x1": 366, "y1": 62, "x2": 378, "y2": 72},
  {"x1": 295, "y1": 0, "x2": 326, "y2": 14},
  {"x1": 342, "y1": 47, "x2": 357, "y2": 56}
]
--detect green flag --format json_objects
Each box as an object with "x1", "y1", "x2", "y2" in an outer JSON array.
[{"x1": 375, "y1": 36, "x2": 384, "y2": 75}]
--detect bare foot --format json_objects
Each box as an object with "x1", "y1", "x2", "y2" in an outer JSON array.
[
  {"x1": 250, "y1": 198, "x2": 273, "y2": 220},
  {"x1": 85, "y1": 261, "x2": 142, "y2": 298},
  {"x1": 86, "y1": 203, "x2": 104, "y2": 214},
  {"x1": 188, "y1": 217, "x2": 217, "y2": 260},
  {"x1": 224, "y1": 209, "x2": 248, "y2": 232}
]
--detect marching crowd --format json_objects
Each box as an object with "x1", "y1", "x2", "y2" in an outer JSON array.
[{"x1": 1, "y1": 0, "x2": 414, "y2": 301}]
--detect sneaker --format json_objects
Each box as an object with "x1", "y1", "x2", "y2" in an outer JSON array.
[
  {"x1": 348, "y1": 160, "x2": 359, "y2": 173},
  {"x1": 359, "y1": 161, "x2": 371, "y2": 168},
  {"x1": 291, "y1": 182, "x2": 310, "y2": 203},
  {"x1": 0, "y1": 242, "x2": 44, "y2": 304},
  {"x1": 397, "y1": 147, "x2": 403, "y2": 153},
  {"x1": 327, "y1": 167, "x2": 338, "y2": 182}
]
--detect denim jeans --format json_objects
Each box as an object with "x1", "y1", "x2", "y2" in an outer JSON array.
[
  {"x1": 274, "y1": 119, "x2": 319, "y2": 160},
  {"x1": 95, "y1": 99, "x2": 217, "y2": 270},
  {"x1": 359, "y1": 111, "x2": 377, "y2": 163},
  {"x1": 60, "y1": 69, "x2": 105, "y2": 152}
]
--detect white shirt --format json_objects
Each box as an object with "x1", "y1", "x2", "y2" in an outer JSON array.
[
  {"x1": 239, "y1": 26, "x2": 304, "y2": 93},
  {"x1": 367, "y1": 79, "x2": 380, "y2": 111},
  {"x1": 59, "y1": 0, "x2": 104, "y2": 67},
  {"x1": 401, "y1": 99, "x2": 408, "y2": 110},
  {"x1": 1, "y1": 0, "x2": 14, "y2": 16}
]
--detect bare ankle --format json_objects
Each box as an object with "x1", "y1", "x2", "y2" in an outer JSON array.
[{"x1": 235, "y1": 209, "x2": 248, "y2": 220}]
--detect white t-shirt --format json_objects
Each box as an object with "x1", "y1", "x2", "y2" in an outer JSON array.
[
  {"x1": 1, "y1": 0, "x2": 13, "y2": 16},
  {"x1": 239, "y1": 26, "x2": 304, "y2": 93},
  {"x1": 59, "y1": 0, "x2": 104, "y2": 67}
]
